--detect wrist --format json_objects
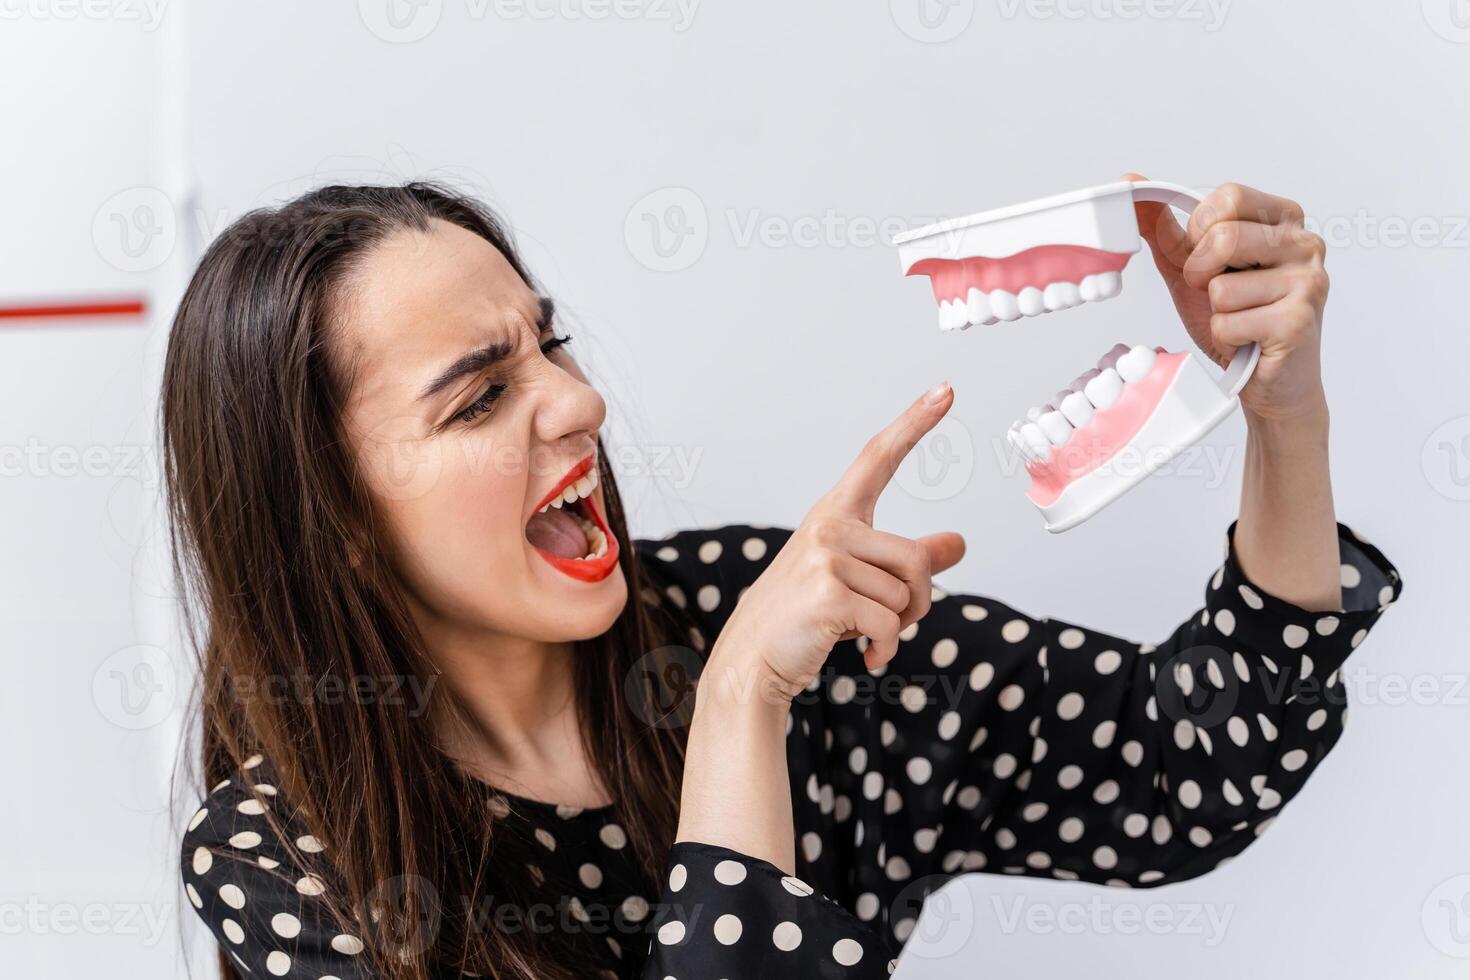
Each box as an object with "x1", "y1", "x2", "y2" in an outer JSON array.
[
  {"x1": 694, "y1": 647, "x2": 794, "y2": 719},
  {"x1": 1245, "y1": 395, "x2": 1330, "y2": 450}
]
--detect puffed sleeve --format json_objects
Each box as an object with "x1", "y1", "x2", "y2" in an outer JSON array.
[
  {"x1": 180, "y1": 761, "x2": 375, "y2": 979},
  {"x1": 641, "y1": 521, "x2": 1401, "y2": 949}
]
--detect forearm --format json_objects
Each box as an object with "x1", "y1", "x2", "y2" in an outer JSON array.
[
  {"x1": 675, "y1": 654, "x2": 796, "y2": 873},
  {"x1": 1235, "y1": 398, "x2": 1342, "y2": 611}
]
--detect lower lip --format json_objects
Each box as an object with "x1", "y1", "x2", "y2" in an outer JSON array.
[{"x1": 531, "y1": 492, "x2": 621, "y2": 583}]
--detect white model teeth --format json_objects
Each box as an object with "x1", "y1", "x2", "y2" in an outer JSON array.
[
  {"x1": 1116, "y1": 344, "x2": 1157, "y2": 383},
  {"x1": 939, "y1": 270, "x2": 1122, "y2": 331},
  {"x1": 1059, "y1": 390, "x2": 1094, "y2": 428},
  {"x1": 1012, "y1": 344, "x2": 1163, "y2": 466},
  {"x1": 1037, "y1": 410, "x2": 1072, "y2": 447},
  {"x1": 1084, "y1": 368, "x2": 1124, "y2": 410}
]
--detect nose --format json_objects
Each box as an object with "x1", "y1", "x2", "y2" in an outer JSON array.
[{"x1": 530, "y1": 358, "x2": 606, "y2": 456}]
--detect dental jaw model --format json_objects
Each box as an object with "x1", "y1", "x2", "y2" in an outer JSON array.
[{"x1": 895, "y1": 181, "x2": 1259, "y2": 533}]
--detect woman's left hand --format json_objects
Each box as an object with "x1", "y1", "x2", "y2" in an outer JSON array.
[{"x1": 1127, "y1": 173, "x2": 1330, "y2": 426}]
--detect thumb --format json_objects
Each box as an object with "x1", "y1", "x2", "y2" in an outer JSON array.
[
  {"x1": 1122, "y1": 171, "x2": 1191, "y2": 282},
  {"x1": 918, "y1": 532, "x2": 966, "y2": 576}
]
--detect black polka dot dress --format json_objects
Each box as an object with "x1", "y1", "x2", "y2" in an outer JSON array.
[{"x1": 182, "y1": 521, "x2": 1400, "y2": 978}]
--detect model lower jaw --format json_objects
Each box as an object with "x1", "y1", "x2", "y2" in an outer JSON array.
[{"x1": 531, "y1": 494, "x2": 621, "y2": 583}]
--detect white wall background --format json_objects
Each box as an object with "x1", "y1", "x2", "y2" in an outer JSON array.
[{"x1": 5, "y1": 0, "x2": 1468, "y2": 976}]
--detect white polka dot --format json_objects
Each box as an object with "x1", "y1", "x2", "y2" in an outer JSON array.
[
  {"x1": 1237, "y1": 584, "x2": 1263, "y2": 609},
  {"x1": 833, "y1": 937, "x2": 865, "y2": 966},
  {"x1": 1281, "y1": 749, "x2": 1309, "y2": 772},
  {"x1": 186, "y1": 884, "x2": 203, "y2": 909},
  {"x1": 714, "y1": 860, "x2": 747, "y2": 885},
  {"x1": 1258, "y1": 714, "x2": 1279, "y2": 742},
  {"x1": 1093, "y1": 780, "x2": 1120, "y2": 804},
  {"x1": 1378, "y1": 585, "x2": 1394, "y2": 606},
  {"x1": 994, "y1": 828, "x2": 1017, "y2": 849},
  {"x1": 668, "y1": 863, "x2": 686, "y2": 891},
  {"x1": 1306, "y1": 709, "x2": 1327, "y2": 731},
  {"x1": 714, "y1": 913, "x2": 743, "y2": 944},
  {"x1": 1022, "y1": 802, "x2": 1049, "y2": 822},
  {"x1": 1340, "y1": 563, "x2": 1361, "y2": 588},
  {"x1": 1259, "y1": 788, "x2": 1283, "y2": 809},
  {"x1": 1189, "y1": 827, "x2": 1213, "y2": 847},
  {"x1": 600, "y1": 823, "x2": 627, "y2": 849},
  {"x1": 900, "y1": 622, "x2": 920, "y2": 641},
  {"x1": 242, "y1": 754, "x2": 263, "y2": 769},
  {"x1": 664, "y1": 585, "x2": 687, "y2": 608},
  {"x1": 1093, "y1": 846, "x2": 1118, "y2": 870},
  {"x1": 802, "y1": 832, "x2": 822, "y2": 862},
  {"x1": 885, "y1": 856, "x2": 910, "y2": 880},
  {"x1": 1223, "y1": 779, "x2": 1243, "y2": 806},
  {"x1": 1174, "y1": 720, "x2": 1196, "y2": 751},
  {"x1": 1228, "y1": 716, "x2": 1249, "y2": 746},
  {"x1": 579, "y1": 863, "x2": 603, "y2": 888},
  {"x1": 294, "y1": 834, "x2": 324, "y2": 853},
  {"x1": 271, "y1": 913, "x2": 300, "y2": 939},
  {"x1": 1124, "y1": 813, "x2": 1148, "y2": 837},
  {"x1": 914, "y1": 828, "x2": 938, "y2": 852},
  {"x1": 956, "y1": 786, "x2": 981, "y2": 809},
  {"x1": 998, "y1": 684, "x2": 1025, "y2": 711},
  {"x1": 237, "y1": 798, "x2": 267, "y2": 816},
  {"x1": 296, "y1": 874, "x2": 326, "y2": 897},
  {"x1": 829, "y1": 675, "x2": 857, "y2": 704},
  {"x1": 216, "y1": 884, "x2": 245, "y2": 911},
  {"x1": 1057, "y1": 692, "x2": 1085, "y2": 720},
  {"x1": 221, "y1": 919, "x2": 245, "y2": 944},
  {"x1": 1001, "y1": 619, "x2": 1030, "y2": 643},
  {"x1": 658, "y1": 920, "x2": 686, "y2": 945},
  {"x1": 1092, "y1": 721, "x2": 1116, "y2": 749},
  {"x1": 191, "y1": 847, "x2": 212, "y2": 876},
  {"x1": 1121, "y1": 741, "x2": 1144, "y2": 767},
  {"x1": 962, "y1": 604, "x2": 988, "y2": 621},
  {"x1": 1282, "y1": 624, "x2": 1309, "y2": 649},
  {"x1": 1094, "y1": 650, "x2": 1122, "y2": 675},
  {"x1": 1057, "y1": 764, "x2": 1084, "y2": 790},
  {"x1": 900, "y1": 685, "x2": 928, "y2": 712},
  {"x1": 187, "y1": 808, "x2": 208, "y2": 832},
  {"x1": 1179, "y1": 780, "x2": 1202, "y2": 809},
  {"x1": 1153, "y1": 815, "x2": 1173, "y2": 844},
  {"x1": 993, "y1": 753, "x2": 1017, "y2": 779},
  {"x1": 1315, "y1": 615, "x2": 1339, "y2": 636},
  {"x1": 906, "y1": 757, "x2": 932, "y2": 784},
  {"x1": 257, "y1": 857, "x2": 279, "y2": 870},
  {"x1": 696, "y1": 585, "x2": 720, "y2": 612},
  {"x1": 697, "y1": 540, "x2": 723, "y2": 563},
  {"x1": 931, "y1": 638, "x2": 959, "y2": 668},
  {"x1": 741, "y1": 537, "x2": 768, "y2": 561},
  {"x1": 621, "y1": 894, "x2": 649, "y2": 921},
  {"x1": 1058, "y1": 627, "x2": 1086, "y2": 649},
  {"x1": 1059, "y1": 817, "x2": 1085, "y2": 843},
  {"x1": 266, "y1": 951, "x2": 291, "y2": 976},
  {"x1": 1214, "y1": 609, "x2": 1236, "y2": 636},
  {"x1": 937, "y1": 710, "x2": 961, "y2": 741},
  {"x1": 969, "y1": 662, "x2": 995, "y2": 691},
  {"x1": 773, "y1": 920, "x2": 803, "y2": 951},
  {"x1": 781, "y1": 876, "x2": 815, "y2": 897}
]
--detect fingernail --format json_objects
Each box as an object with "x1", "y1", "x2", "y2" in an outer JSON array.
[{"x1": 923, "y1": 381, "x2": 951, "y2": 405}]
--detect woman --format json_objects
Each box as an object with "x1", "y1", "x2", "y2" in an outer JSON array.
[{"x1": 173, "y1": 180, "x2": 1399, "y2": 979}]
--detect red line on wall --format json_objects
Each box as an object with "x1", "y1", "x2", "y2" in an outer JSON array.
[{"x1": 0, "y1": 298, "x2": 148, "y2": 321}]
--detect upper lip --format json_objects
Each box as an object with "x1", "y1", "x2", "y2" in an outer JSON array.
[{"x1": 531, "y1": 453, "x2": 597, "y2": 516}]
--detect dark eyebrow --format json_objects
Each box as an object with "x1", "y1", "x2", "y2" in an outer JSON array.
[{"x1": 415, "y1": 298, "x2": 555, "y2": 402}]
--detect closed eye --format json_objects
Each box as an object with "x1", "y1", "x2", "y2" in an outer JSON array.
[{"x1": 447, "y1": 336, "x2": 571, "y2": 429}]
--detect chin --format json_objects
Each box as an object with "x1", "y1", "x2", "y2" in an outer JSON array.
[{"x1": 528, "y1": 560, "x2": 629, "y2": 642}]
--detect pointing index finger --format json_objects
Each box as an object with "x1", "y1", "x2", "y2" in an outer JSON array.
[{"x1": 825, "y1": 382, "x2": 953, "y2": 522}]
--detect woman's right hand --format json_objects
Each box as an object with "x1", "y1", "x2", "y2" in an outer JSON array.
[{"x1": 707, "y1": 382, "x2": 968, "y2": 701}]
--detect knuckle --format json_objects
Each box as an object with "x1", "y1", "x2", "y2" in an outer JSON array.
[
  {"x1": 808, "y1": 517, "x2": 843, "y2": 549},
  {"x1": 1217, "y1": 182, "x2": 1247, "y2": 214},
  {"x1": 1282, "y1": 198, "x2": 1306, "y2": 225},
  {"x1": 1207, "y1": 274, "x2": 1231, "y2": 308}
]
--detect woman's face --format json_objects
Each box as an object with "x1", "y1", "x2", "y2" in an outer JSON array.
[{"x1": 335, "y1": 218, "x2": 627, "y2": 645}]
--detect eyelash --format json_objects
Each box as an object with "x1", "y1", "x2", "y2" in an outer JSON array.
[{"x1": 452, "y1": 334, "x2": 574, "y2": 427}]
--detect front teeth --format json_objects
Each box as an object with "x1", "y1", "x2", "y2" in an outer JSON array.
[
  {"x1": 538, "y1": 467, "x2": 599, "y2": 514},
  {"x1": 939, "y1": 271, "x2": 1122, "y2": 332},
  {"x1": 1012, "y1": 344, "x2": 1162, "y2": 467}
]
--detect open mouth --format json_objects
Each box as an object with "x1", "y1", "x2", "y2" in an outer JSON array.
[{"x1": 524, "y1": 454, "x2": 620, "y2": 583}]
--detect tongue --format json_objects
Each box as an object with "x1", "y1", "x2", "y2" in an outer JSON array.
[{"x1": 526, "y1": 507, "x2": 588, "y2": 559}]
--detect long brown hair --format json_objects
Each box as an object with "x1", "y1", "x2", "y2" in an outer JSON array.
[{"x1": 163, "y1": 182, "x2": 688, "y2": 978}]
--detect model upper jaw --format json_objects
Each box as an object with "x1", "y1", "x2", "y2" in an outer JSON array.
[{"x1": 911, "y1": 245, "x2": 1133, "y2": 331}]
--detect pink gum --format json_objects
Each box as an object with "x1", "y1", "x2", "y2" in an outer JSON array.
[
  {"x1": 1025, "y1": 350, "x2": 1184, "y2": 507},
  {"x1": 910, "y1": 245, "x2": 1133, "y2": 304}
]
